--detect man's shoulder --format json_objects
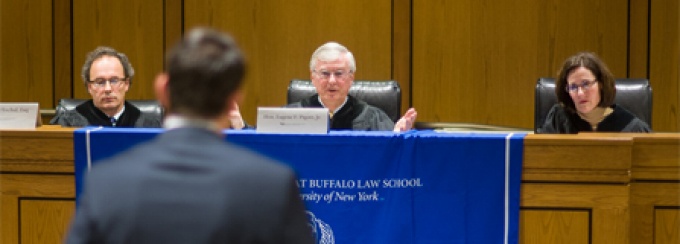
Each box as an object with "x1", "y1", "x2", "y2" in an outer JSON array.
[
  {"x1": 135, "y1": 113, "x2": 162, "y2": 128},
  {"x1": 351, "y1": 97, "x2": 389, "y2": 119},
  {"x1": 50, "y1": 108, "x2": 88, "y2": 126},
  {"x1": 348, "y1": 96, "x2": 394, "y2": 130},
  {"x1": 100, "y1": 129, "x2": 292, "y2": 175}
]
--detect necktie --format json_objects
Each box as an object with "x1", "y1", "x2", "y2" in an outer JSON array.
[{"x1": 110, "y1": 117, "x2": 117, "y2": 126}]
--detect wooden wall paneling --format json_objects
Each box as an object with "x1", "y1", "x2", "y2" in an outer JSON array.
[
  {"x1": 0, "y1": 174, "x2": 75, "y2": 244},
  {"x1": 20, "y1": 199, "x2": 75, "y2": 243},
  {"x1": 630, "y1": 134, "x2": 680, "y2": 243},
  {"x1": 468, "y1": 0, "x2": 540, "y2": 128},
  {"x1": 628, "y1": 0, "x2": 649, "y2": 78},
  {"x1": 413, "y1": 0, "x2": 543, "y2": 127},
  {"x1": 631, "y1": 183, "x2": 680, "y2": 244},
  {"x1": 520, "y1": 210, "x2": 590, "y2": 244},
  {"x1": 536, "y1": 0, "x2": 629, "y2": 77},
  {"x1": 0, "y1": 0, "x2": 54, "y2": 109},
  {"x1": 392, "y1": 0, "x2": 412, "y2": 113},
  {"x1": 164, "y1": 0, "x2": 184, "y2": 53},
  {"x1": 522, "y1": 134, "x2": 632, "y2": 183},
  {"x1": 520, "y1": 183, "x2": 629, "y2": 244},
  {"x1": 413, "y1": 0, "x2": 474, "y2": 124},
  {"x1": 631, "y1": 134, "x2": 680, "y2": 181},
  {"x1": 536, "y1": 0, "x2": 629, "y2": 125},
  {"x1": 655, "y1": 209, "x2": 680, "y2": 244},
  {"x1": 0, "y1": 128, "x2": 75, "y2": 243},
  {"x1": 413, "y1": 0, "x2": 628, "y2": 129},
  {"x1": 0, "y1": 136, "x2": 73, "y2": 173},
  {"x1": 183, "y1": 0, "x2": 394, "y2": 124},
  {"x1": 54, "y1": 0, "x2": 73, "y2": 106},
  {"x1": 649, "y1": 0, "x2": 680, "y2": 132},
  {"x1": 0, "y1": 129, "x2": 75, "y2": 173},
  {"x1": 0, "y1": 193, "x2": 19, "y2": 243},
  {"x1": 72, "y1": 0, "x2": 166, "y2": 101}
]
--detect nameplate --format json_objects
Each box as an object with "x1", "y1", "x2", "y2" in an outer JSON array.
[
  {"x1": 256, "y1": 107, "x2": 329, "y2": 134},
  {"x1": 0, "y1": 103, "x2": 39, "y2": 129}
]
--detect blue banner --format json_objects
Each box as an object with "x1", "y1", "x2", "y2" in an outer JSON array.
[{"x1": 74, "y1": 128, "x2": 524, "y2": 244}]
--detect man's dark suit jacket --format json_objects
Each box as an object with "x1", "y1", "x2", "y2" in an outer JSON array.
[{"x1": 67, "y1": 127, "x2": 314, "y2": 243}]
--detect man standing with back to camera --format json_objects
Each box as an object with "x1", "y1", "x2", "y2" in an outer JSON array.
[{"x1": 66, "y1": 27, "x2": 314, "y2": 243}]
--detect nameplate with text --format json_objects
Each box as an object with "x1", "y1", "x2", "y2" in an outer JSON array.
[
  {"x1": 256, "y1": 107, "x2": 329, "y2": 134},
  {"x1": 0, "y1": 103, "x2": 39, "y2": 129}
]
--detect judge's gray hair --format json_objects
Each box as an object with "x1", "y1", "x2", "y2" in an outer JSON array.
[{"x1": 309, "y1": 42, "x2": 356, "y2": 72}]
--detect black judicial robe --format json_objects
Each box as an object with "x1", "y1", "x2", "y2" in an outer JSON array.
[
  {"x1": 286, "y1": 95, "x2": 394, "y2": 131},
  {"x1": 537, "y1": 104, "x2": 651, "y2": 134},
  {"x1": 50, "y1": 100, "x2": 161, "y2": 128}
]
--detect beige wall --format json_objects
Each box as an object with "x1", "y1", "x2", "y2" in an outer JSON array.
[{"x1": 1, "y1": 0, "x2": 678, "y2": 131}]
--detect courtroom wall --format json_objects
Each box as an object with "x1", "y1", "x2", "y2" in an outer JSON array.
[{"x1": 1, "y1": 0, "x2": 678, "y2": 131}]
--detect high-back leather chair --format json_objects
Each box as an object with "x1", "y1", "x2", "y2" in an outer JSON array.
[
  {"x1": 535, "y1": 78, "x2": 652, "y2": 132},
  {"x1": 54, "y1": 98, "x2": 164, "y2": 121},
  {"x1": 287, "y1": 80, "x2": 401, "y2": 122}
]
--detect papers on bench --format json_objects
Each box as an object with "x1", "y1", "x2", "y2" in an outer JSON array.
[
  {"x1": 0, "y1": 103, "x2": 39, "y2": 129},
  {"x1": 256, "y1": 107, "x2": 329, "y2": 134}
]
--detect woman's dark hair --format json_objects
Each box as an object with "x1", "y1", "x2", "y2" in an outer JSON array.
[{"x1": 556, "y1": 52, "x2": 616, "y2": 112}]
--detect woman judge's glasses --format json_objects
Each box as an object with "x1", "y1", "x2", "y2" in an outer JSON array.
[
  {"x1": 566, "y1": 80, "x2": 597, "y2": 93},
  {"x1": 89, "y1": 77, "x2": 128, "y2": 89}
]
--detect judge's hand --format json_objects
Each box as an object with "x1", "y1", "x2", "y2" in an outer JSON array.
[
  {"x1": 393, "y1": 108, "x2": 417, "y2": 132},
  {"x1": 228, "y1": 102, "x2": 245, "y2": 130}
]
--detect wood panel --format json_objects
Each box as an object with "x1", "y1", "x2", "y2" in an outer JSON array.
[
  {"x1": 649, "y1": 0, "x2": 680, "y2": 132},
  {"x1": 0, "y1": 0, "x2": 55, "y2": 108},
  {"x1": 520, "y1": 210, "x2": 589, "y2": 244},
  {"x1": 654, "y1": 208, "x2": 680, "y2": 244},
  {"x1": 412, "y1": 0, "x2": 628, "y2": 129},
  {"x1": 0, "y1": 128, "x2": 76, "y2": 243},
  {"x1": 54, "y1": 0, "x2": 73, "y2": 107},
  {"x1": 632, "y1": 133, "x2": 680, "y2": 180},
  {"x1": 20, "y1": 199, "x2": 75, "y2": 243},
  {"x1": 0, "y1": 174, "x2": 75, "y2": 244},
  {"x1": 183, "y1": 0, "x2": 394, "y2": 124},
  {"x1": 72, "y1": 0, "x2": 166, "y2": 101},
  {"x1": 520, "y1": 184, "x2": 630, "y2": 244},
  {"x1": 655, "y1": 209, "x2": 680, "y2": 244},
  {"x1": 628, "y1": 0, "x2": 649, "y2": 78},
  {"x1": 631, "y1": 183, "x2": 680, "y2": 244},
  {"x1": 630, "y1": 134, "x2": 680, "y2": 244},
  {"x1": 523, "y1": 134, "x2": 632, "y2": 183},
  {"x1": 0, "y1": 127, "x2": 74, "y2": 173},
  {"x1": 164, "y1": 0, "x2": 184, "y2": 54},
  {"x1": 393, "y1": 0, "x2": 412, "y2": 113}
]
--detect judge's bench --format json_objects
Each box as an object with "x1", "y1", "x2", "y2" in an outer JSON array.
[{"x1": 1, "y1": 127, "x2": 678, "y2": 243}]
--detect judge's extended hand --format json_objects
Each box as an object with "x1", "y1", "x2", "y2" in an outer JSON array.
[
  {"x1": 227, "y1": 102, "x2": 245, "y2": 130},
  {"x1": 393, "y1": 108, "x2": 417, "y2": 132}
]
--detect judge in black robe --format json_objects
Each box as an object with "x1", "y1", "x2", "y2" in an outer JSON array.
[
  {"x1": 286, "y1": 94, "x2": 394, "y2": 131},
  {"x1": 50, "y1": 100, "x2": 161, "y2": 127},
  {"x1": 538, "y1": 104, "x2": 651, "y2": 133}
]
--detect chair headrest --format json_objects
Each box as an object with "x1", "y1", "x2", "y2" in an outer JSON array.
[
  {"x1": 287, "y1": 80, "x2": 402, "y2": 122},
  {"x1": 534, "y1": 78, "x2": 652, "y2": 132}
]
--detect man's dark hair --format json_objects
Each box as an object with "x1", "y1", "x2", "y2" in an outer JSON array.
[
  {"x1": 81, "y1": 46, "x2": 135, "y2": 86},
  {"x1": 165, "y1": 27, "x2": 246, "y2": 118}
]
